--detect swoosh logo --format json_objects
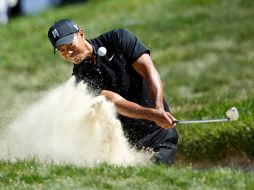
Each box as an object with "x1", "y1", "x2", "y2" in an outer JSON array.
[{"x1": 109, "y1": 53, "x2": 115, "y2": 61}]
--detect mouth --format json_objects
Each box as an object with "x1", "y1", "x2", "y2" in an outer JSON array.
[{"x1": 70, "y1": 55, "x2": 81, "y2": 64}]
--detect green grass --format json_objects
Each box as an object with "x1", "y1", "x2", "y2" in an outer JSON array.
[
  {"x1": 1, "y1": 161, "x2": 254, "y2": 190},
  {"x1": 1, "y1": 0, "x2": 254, "y2": 189}
]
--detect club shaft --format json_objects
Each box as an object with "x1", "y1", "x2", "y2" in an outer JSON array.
[{"x1": 174, "y1": 118, "x2": 229, "y2": 124}]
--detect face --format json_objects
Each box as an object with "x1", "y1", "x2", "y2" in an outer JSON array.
[{"x1": 56, "y1": 31, "x2": 86, "y2": 64}]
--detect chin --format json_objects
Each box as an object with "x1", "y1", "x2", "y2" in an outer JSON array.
[{"x1": 71, "y1": 58, "x2": 82, "y2": 64}]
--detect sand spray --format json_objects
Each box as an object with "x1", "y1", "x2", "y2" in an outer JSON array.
[{"x1": 0, "y1": 77, "x2": 152, "y2": 166}]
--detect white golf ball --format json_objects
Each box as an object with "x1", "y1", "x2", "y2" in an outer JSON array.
[{"x1": 98, "y1": 47, "x2": 107, "y2": 57}]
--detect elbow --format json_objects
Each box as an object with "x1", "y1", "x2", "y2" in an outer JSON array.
[{"x1": 100, "y1": 90, "x2": 111, "y2": 101}]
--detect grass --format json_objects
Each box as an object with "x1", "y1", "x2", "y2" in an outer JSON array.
[
  {"x1": 1, "y1": 161, "x2": 254, "y2": 190},
  {"x1": 0, "y1": 0, "x2": 254, "y2": 189}
]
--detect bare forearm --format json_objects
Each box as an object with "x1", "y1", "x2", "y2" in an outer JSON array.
[
  {"x1": 146, "y1": 68, "x2": 164, "y2": 110},
  {"x1": 100, "y1": 90, "x2": 175, "y2": 129},
  {"x1": 100, "y1": 90, "x2": 155, "y2": 121},
  {"x1": 115, "y1": 98, "x2": 156, "y2": 121},
  {"x1": 132, "y1": 54, "x2": 164, "y2": 110}
]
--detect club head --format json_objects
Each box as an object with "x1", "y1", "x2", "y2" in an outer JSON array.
[{"x1": 225, "y1": 107, "x2": 239, "y2": 121}]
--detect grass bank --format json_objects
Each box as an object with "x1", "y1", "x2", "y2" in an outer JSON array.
[{"x1": 0, "y1": 161, "x2": 254, "y2": 190}]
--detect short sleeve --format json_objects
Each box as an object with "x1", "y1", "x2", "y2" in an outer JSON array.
[{"x1": 112, "y1": 29, "x2": 150, "y2": 64}]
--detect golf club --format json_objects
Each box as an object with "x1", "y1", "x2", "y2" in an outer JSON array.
[{"x1": 173, "y1": 107, "x2": 239, "y2": 124}]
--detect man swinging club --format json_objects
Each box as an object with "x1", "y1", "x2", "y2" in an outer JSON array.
[{"x1": 48, "y1": 19, "x2": 178, "y2": 164}]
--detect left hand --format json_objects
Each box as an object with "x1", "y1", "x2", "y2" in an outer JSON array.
[{"x1": 152, "y1": 109, "x2": 177, "y2": 129}]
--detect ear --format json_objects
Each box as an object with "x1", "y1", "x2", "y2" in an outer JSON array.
[{"x1": 78, "y1": 29, "x2": 85, "y2": 39}]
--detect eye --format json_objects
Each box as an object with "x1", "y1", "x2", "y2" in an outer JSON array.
[
  {"x1": 57, "y1": 48, "x2": 64, "y2": 53},
  {"x1": 68, "y1": 44, "x2": 76, "y2": 51}
]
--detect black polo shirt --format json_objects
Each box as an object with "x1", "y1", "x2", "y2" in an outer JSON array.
[{"x1": 72, "y1": 29, "x2": 170, "y2": 143}]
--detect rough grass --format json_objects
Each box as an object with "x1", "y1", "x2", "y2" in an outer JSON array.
[{"x1": 1, "y1": 161, "x2": 254, "y2": 190}]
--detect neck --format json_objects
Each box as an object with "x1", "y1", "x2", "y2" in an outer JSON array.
[{"x1": 83, "y1": 39, "x2": 94, "y2": 59}]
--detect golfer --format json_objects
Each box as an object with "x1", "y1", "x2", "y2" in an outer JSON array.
[{"x1": 48, "y1": 19, "x2": 178, "y2": 164}]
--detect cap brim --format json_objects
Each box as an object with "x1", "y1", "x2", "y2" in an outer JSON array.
[{"x1": 55, "y1": 33, "x2": 75, "y2": 47}]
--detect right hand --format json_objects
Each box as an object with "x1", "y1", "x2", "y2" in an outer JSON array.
[{"x1": 153, "y1": 110, "x2": 176, "y2": 129}]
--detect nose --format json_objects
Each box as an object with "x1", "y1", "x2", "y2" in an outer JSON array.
[
  {"x1": 66, "y1": 50, "x2": 76, "y2": 60},
  {"x1": 67, "y1": 50, "x2": 74, "y2": 55}
]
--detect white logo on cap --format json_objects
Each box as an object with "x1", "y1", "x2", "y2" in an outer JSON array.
[
  {"x1": 52, "y1": 29, "x2": 59, "y2": 38},
  {"x1": 73, "y1": 24, "x2": 78, "y2": 30}
]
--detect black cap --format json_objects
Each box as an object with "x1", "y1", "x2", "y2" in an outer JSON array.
[{"x1": 48, "y1": 19, "x2": 79, "y2": 53}]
